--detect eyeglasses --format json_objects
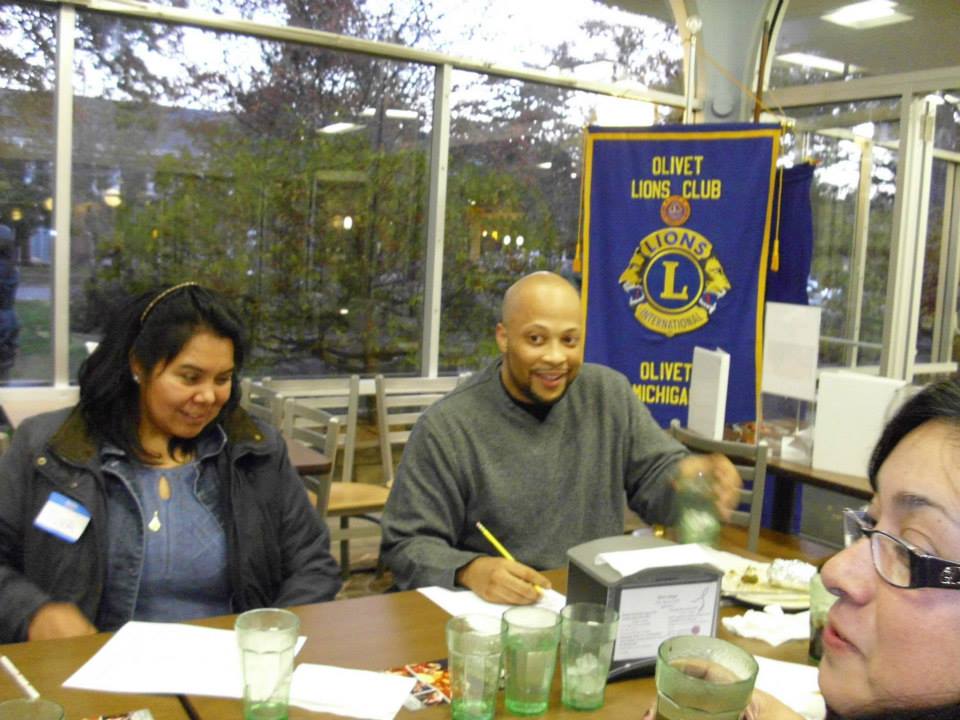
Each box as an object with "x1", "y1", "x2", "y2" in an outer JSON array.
[{"x1": 842, "y1": 508, "x2": 960, "y2": 590}]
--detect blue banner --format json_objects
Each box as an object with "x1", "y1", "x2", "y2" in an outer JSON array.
[{"x1": 581, "y1": 123, "x2": 780, "y2": 427}]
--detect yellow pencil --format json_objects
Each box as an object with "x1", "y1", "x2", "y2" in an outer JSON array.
[
  {"x1": 475, "y1": 521, "x2": 516, "y2": 562},
  {"x1": 475, "y1": 521, "x2": 543, "y2": 595}
]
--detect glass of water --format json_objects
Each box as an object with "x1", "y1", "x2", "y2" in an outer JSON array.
[
  {"x1": 446, "y1": 614, "x2": 503, "y2": 720},
  {"x1": 559, "y1": 603, "x2": 619, "y2": 710},
  {"x1": 501, "y1": 606, "x2": 561, "y2": 716}
]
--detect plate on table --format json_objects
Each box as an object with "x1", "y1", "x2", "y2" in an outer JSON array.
[
  {"x1": 721, "y1": 564, "x2": 810, "y2": 611},
  {"x1": 730, "y1": 586, "x2": 810, "y2": 611}
]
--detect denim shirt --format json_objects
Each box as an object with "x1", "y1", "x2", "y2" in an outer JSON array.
[{"x1": 95, "y1": 427, "x2": 230, "y2": 631}]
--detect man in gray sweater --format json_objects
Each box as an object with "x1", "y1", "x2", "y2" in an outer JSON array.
[{"x1": 379, "y1": 271, "x2": 741, "y2": 604}]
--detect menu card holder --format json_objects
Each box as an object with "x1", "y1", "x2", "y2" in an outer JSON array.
[{"x1": 566, "y1": 535, "x2": 722, "y2": 680}]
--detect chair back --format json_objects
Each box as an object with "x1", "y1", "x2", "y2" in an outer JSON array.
[
  {"x1": 282, "y1": 398, "x2": 341, "y2": 517},
  {"x1": 239, "y1": 377, "x2": 286, "y2": 427},
  {"x1": 374, "y1": 374, "x2": 460, "y2": 487},
  {"x1": 668, "y1": 419, "x2": 768, "y2": 553},
  {"x1": 256, "y1": 375, "x2": 361, "y2": 483}
]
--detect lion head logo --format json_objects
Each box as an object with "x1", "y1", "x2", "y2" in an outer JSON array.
[{"x1": 618, "y1": 227, "x2": 731, "y2": 337}]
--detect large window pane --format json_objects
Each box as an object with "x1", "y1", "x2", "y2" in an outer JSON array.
[
  {"x1": 918, "y1": 158, "x2": 949, "y2": 363},
  {"x1": 861, "y1": 142, "x2": 897, "y2": 367},
  {"x1": 791, "y1": 99, "x2": 899, "y2": 368},
  {"x1": 0, "y1": 2, "x2": 56, "y2": 384},
  {"x1": 142, "y1": 0, "x2": 684, "y2": 94},
  {"x1": 803, "y1": 133, "x2": 861, "y2": 366},
  {"x1": 440, "y1": 69, "x2": 678, "y2": 372},
  {"x1": 71, "y1": 11, "x2": 433, "y2": 378}
]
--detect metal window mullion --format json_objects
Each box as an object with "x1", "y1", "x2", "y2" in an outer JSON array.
[
  {"x1": 420, "y1": 64, "x2": 450, "y2": 378},
  {"x1": 52, "y1": 4, "x2": 75, "y2": 386},
  {"x1": 844, "y1": 138, "x2": 873, "y2": 367},
  {"x1": 767, "y1": 65, "x2": 960, "y2": 109},
  {"x1": 47, "y1": 0, "x2": 690, "y2": 109}
]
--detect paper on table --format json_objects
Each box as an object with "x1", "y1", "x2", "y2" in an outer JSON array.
[
  {"x1": 64, "y1": 621, "x2": 305, "y2": 698},
  {"x1": 290, "y1": 664, "x2": 415, "y2": 720},
  {"x1": 597, "y1": 543, "x2": 714, "y2": 577},
  {"x1": 418, "y1": 586, "x2": 566, "y2": 617},
  {"x1": 598, "y1": 544, "x2": 762, "y2": 582},
  {"x1": 755, "y1": 655, "x2": 825, "y2": 720}
]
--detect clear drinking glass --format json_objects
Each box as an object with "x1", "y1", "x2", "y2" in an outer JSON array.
[
  {"x1": 655, "y1": 635, "x2": 758, "y2": 720},
  {"x1": 560, "y1": 603, "x2": 619, "y2": 710},
  {"x1": 235, "y1": 608, "x2": 300, "y2": 720},
  {"x1": 501, "y1": 606, "x2": 561, "y2": 716},
  {"x1": 808, "y1": 571, "x2": 837, "y2": 663},
  {"x1": 675, "y1": 471, "x2": 721, "y2": 546},
  {"x1": 446, "y1": 614, "x2": 503, "y2": 720},
  {"x1": 0, "y1": 699, "x2": 65, "y2": 720}
]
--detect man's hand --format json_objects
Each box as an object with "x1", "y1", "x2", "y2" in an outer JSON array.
[
  {"x1": 28, "y1": 602, "x2": 97, "y2": 641},
  {"x1": 674, "y1": 453, "x2": 742, "y2": 521},
  {"x1": 456, "y1": 557, "x2": 552, "y2": 605}
]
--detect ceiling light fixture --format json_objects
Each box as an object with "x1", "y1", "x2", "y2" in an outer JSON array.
[{"x1": 822, "y1": 1, "x2": 912, "y2": 30}]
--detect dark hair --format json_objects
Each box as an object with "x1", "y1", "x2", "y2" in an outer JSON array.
[
  {"x1": 77, "y1": 283, "x2": 247, "y2": 462},
  {"x1": 867, "y1": 379, "x2": 960, "y2": 490}
]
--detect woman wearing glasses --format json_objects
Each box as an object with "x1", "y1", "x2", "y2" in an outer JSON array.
[{"x1": 753, "y1": 379, "x2": 960, "y2": 719}]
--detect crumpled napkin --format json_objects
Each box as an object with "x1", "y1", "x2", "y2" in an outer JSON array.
[{"x1": 722, "y1": 605, "x2": 810, "y2": 646}]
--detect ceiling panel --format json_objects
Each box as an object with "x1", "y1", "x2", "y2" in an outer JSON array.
[{"x1": 604, "y1": 1, "x2": 960, "y2": 77}]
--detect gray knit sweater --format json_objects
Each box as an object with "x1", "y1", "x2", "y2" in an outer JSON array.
[{"x1": 379, "y1": 361, "x2": 688, "y2": 590}]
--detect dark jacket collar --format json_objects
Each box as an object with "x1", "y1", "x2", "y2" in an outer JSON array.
[{"x1": 48, "y1": 405, "x2": 265, "y2": 466}]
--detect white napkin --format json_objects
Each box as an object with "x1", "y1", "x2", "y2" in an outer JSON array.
[
  {"x1": 721, "y1": 606, "x2": 810, "y2": 646},
  {"x1": 755, "y1": 656, "x2": 825, "y2": 720},
  {"x1": 289, "y1": 664, "x2": 416, "y2": 720}
]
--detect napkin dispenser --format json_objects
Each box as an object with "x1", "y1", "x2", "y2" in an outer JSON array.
[{"x1": 566, "y1": 534, "x2": 723, "y2": 680}]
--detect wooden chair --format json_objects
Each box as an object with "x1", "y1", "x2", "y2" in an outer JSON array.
[
  {"x1": 668, "y1": 419, "x2": 769, "y2": 553},
  {"x1": 374, "y1": 374, "x2": 462, "y2": 487}
]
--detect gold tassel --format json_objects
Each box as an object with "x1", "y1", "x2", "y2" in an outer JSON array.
[{"x1": 771, "y1": 166, "x2": 785, "y2": 272}]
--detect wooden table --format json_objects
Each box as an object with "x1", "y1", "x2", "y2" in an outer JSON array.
[
  {"x1": 766, "y1": 456, "x2": 872, "y2": 533},
  {"x1": 0, "y1": 632, "x2": 191, "y2": 719},
  {"x1": 0, "y1": 526, "x2": 833, "y2": 720},
  {"x1": 286, "y1": 436, "x2": 332, "y2": 476}
]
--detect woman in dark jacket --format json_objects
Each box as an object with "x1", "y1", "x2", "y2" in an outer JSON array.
[{"x1": 0, "y1": 282, "x2": 341, "y2": 642}]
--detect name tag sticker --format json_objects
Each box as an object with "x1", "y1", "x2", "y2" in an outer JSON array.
[{"x1": 34, "y1": 491, "x2": 91, "y2": 543}]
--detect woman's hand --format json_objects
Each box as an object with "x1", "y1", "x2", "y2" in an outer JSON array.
[
  {"x1": 28, "y1": 602, "x2": 97, "y2": 641},
  {"x1": 642, "y1": 689, "x2": 804, "y2": 720},
  {"x1": 743, "y1": 689, "x2": 805, "y2": 720}
]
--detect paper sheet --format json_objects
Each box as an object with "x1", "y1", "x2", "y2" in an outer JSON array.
[
  {"x1": 755, "y1": 655, "x2": 825, "y2": 720},
  {"x1": 613, "y1": 580, "x2": 719, "y2": 661},
  {"x1": 290, "y1": 664, "x2": 416, "y2": 720},
  {"x1": 687, "y1": 346, "x2": 730, "y2": 440},
  {"x1": 597, "y1": 543, "x2": 760, "y2": 579},
  {"x1": 762, "y1": 302, "x2": 821, "y2": 402},
  {"x1": 63, "y1": 621, "x2": 305, "y2": 697},
  {"x1": 418, "y1": 586, "x2": 566, "y2": 617}
]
